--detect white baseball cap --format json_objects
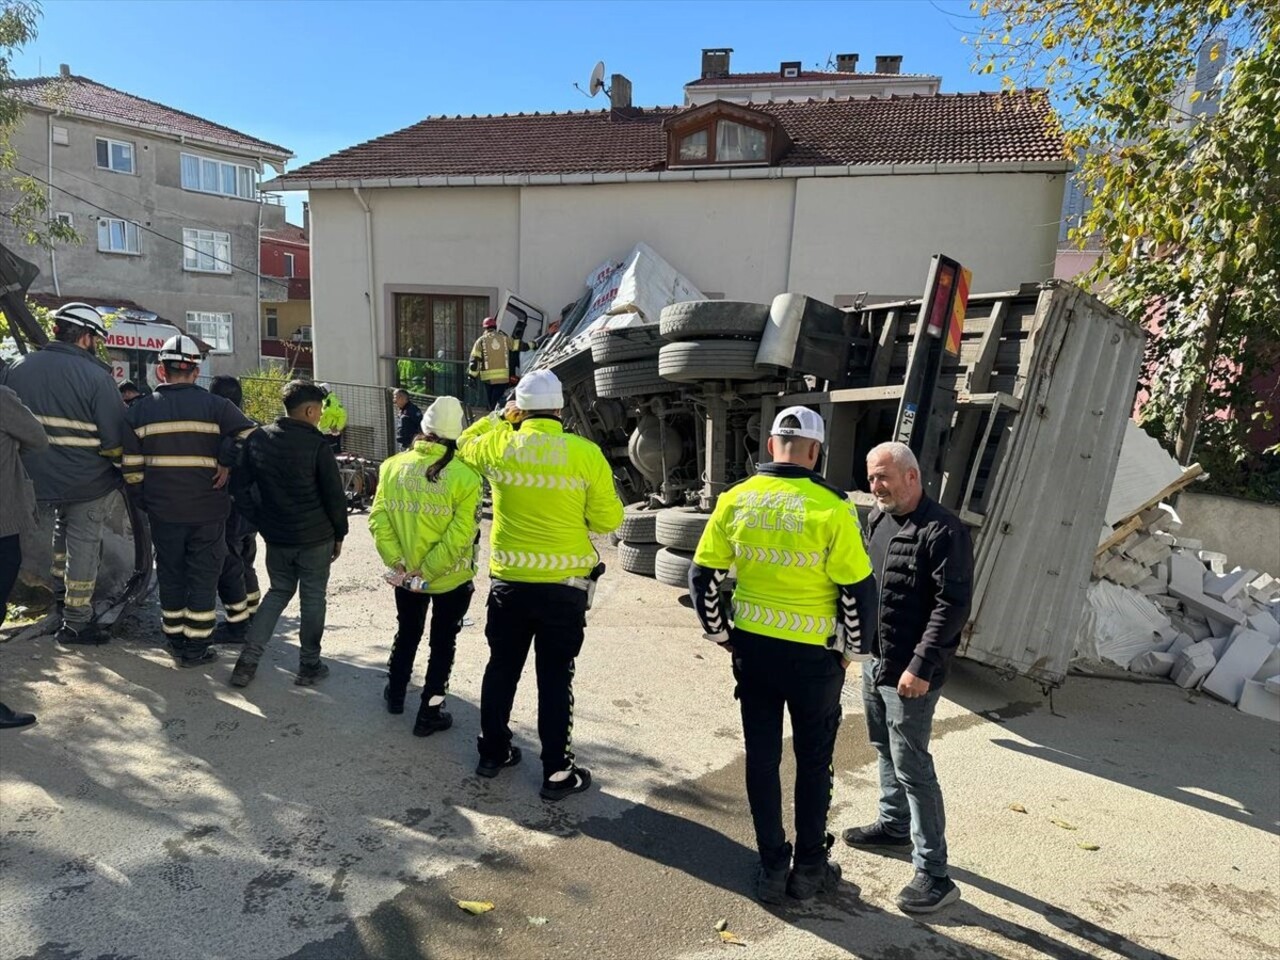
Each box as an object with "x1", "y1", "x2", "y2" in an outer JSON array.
[
  {"x1": 770, "y1": 406, "x2": 824, "y2": 443},
  {"x1": 421, "y1": 396, "x2": 465, "y2": 440},
  {"x1": 515, "y1": 369, "x2": 564, "y2": 411}
]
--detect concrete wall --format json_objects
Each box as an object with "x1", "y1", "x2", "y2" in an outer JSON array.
[
  {"x1": 0, "y1": 111, "x2": 271, "y2": 376},
  {"x1": 307, "y1": 170, "x2": 1065, "y2": 385},
  {"x1": 1176, "y1": 491, "x2": 1280, "y2": 577}
]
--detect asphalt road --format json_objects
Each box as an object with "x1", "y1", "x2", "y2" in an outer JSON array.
[{"x1": 1, "y1": 521, "x2": 1277, "y2": 960}]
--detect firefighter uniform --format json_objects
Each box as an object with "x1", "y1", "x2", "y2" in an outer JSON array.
[
  {"x1": 456, "y1": 369, "x2": 623, "y2": 796},
  {"x1": 122, "y1": 337, "x2": 255, "y2": 664},
  {"x1": 468, "y1": 318, "x2": 530, "y2": 409},
  {"x1": 369, "y1": 397, "x2": 482, "y2": 734},
  {"x1": 689, "y1": 406, "x2": 877, "y2": 901}
]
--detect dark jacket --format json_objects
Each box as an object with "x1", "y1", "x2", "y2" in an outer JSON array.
[
  {"x1": 0, "y1": 385, "x2": 48, "y2": 538},
  {"x1": 866, "y1": 495, "x2": 973, "y2": 688},
  {"x1": 123, "y1": 383, "x2": 256, "y2": 524},
  {"x1": 396, "y1": 400, "x2": 422, "y2": 451},
  {"x1": 237, "y1": 417, "x2": 349, "y2": 547}
]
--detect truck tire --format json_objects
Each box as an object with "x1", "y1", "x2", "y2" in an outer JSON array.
[
  {"x1": 618, "y1": 502, "x2": 660, "y2": 543},
  {"x1": 595, "y1": 359, "x2": 682, "y2": 399},
  {"x1": 654, "y1": 547, "x2": 695, "y2": 588},
  {"x1": 618, "y1": 540, "x2": 660, "y2": 577},
  {"x1": 660, "y1": 301, "x2": 771, "y2": 341},
  {"x1": 591, "y1": 327, "x2": 663, "y2": 365},
  {"x1": 655, "y1": 507, "x2": 711, "y2": 551},
  {"x1": 658, "y1": 340, "x2": 774, "y2": 383}
]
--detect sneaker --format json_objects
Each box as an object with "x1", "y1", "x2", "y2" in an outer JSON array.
[
  {"x1": 383, "y1": 684, "x2": 405, "y2": 715},
  {"x1": 896, "y1": 870, "x2": 960, "y2": 914},
  {"x1": 475, "y1": 745, "x2": 522, "y2": 778},
  {"x1": 755, "y1": 842, "x2": 792, "y2": 904},
  {"x1": 413, "y1": 708, "x2": 452, "y2": 737},
  {"x1": 56, "y1": 622, "x2": 107, "y2": 645},
  {"x1": 787, "y1": 859, "x2": 842, "y2": 900},
  {"x1": 842, "y1": 821, "x2": 912, "y2": 849},
  {"x1": 0, "y1": 702, "x2": 37, "y2": 730},
  {"x1": 295, "y1": 662, "x2": 330, "y2": 687},
  {"x1": 175, "y1": 646, "x2": 218, "y2": 669},
  {"x1": 229, "y1": 660, "x2": 258, "y2": 688},
  {"x1": 540, "y1": 765, "x2": 592, "y2": 801}
]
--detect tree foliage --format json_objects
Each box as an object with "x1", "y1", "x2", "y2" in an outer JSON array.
[{"x1": 972, "y1": 1, "x2": 1280, "y2": 496}]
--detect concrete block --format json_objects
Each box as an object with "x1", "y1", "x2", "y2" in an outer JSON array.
[
  {"x1": 1130, "y1": 650, "x2": 1177, "y2": 677},
  {"x1": 1126, "y1": 535, "x2": 1174, "y2": 567},
  {"x1": 1253, "y1": 645, "x2": 1280, "y2": 682},
  {"x1": 1168, "y1": 583, "x2": 1249, "y2": 628},
  {"x1": 1169, "y1": 553, "x2": 1208, "y2": 596},
  {"x1": 1092, "y1": 554, "x2": 1112, "y2": 581},
  {"x1": 1173, "y1": 642, "x2": 1217, "y2": 689},
  {"x1": 1264, "y1": 675, "x2": 1280, "y2": 695},
  {"x1": 1103, "y1": 555, "x2": 1149, "y2": 588},
  {"x1": 1136, "y1": 577, "x2": 1167, "y2": 596},
  {"x1": 1166, "y1": 633, "x2": 1195, "y2": 657},
  {"x1": 1248, "y1": 609, "x2": 1280, "y2": 643},
  {"x1": 1152, "y1": 594, "x2": 1181, "y2": 611},
  {"x1": 1153, "y1": 561, "x2": 1169, "y2": 585},
  {"x1": 1237, "y1": 680, "x2": 1280, "y2": 723},
  {"x1": 1206, "y1": 635, "x2": 1233, "y2": 659},
  {"x1": 1173, "y1": 537, "x2": 1204, "y2": 551},
  {"x1": 1247, "y1": 572, "x2": 1280, "y2": 602},
  {"x1": 1204, "y1": 568, "x2": 1252, "y2": 604},
  {"x1": 1198, "y1": 550, "x2": 1228, "y2": 575},
  {"x1": 1203, "y1": 630, "x2": 1276, "y2": 704}
]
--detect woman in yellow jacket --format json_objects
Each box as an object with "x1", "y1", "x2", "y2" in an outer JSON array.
[{"x1": 368, "y1": 396, "x2": 482, "y2": 736}]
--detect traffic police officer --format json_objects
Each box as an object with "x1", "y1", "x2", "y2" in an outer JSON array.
[
  {"x1": 689, "y1": 406, "x2": 877, "y2": 904},
  {"x1": 122, "y1": 336, "x2": 255, "y2": 667},
  {"x1": 457, "y1": 369, "x2": 623, "y2": 799}
]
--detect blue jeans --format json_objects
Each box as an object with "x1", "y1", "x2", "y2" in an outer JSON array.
[
  {"x1": 862, "y1": 660, "x2": 948, "y2": 877},
  {"x1": 241, "y1": 540, "x2": 333, "y2": 668}
]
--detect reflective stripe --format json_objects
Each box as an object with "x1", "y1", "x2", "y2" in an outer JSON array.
[
  {"x1": 184, "y1": 625, "x2": 214, "y2": 639},
  {"x1": 48, "y1": 436, "x2": 100, "y2": 447},
  {"x1": 162, "y1": 622, "x2": 186, "y2": 635},
  {"x1": 236, "y1": 426, "x2": 257, "y2": 439},
  {"x1": 186, "y1": 609, "x2": 217, "y2": 622},
  {"x1": 733, "y1": 543, "x2": 824, "y2": 568},
  {"x1": 492, "y1": 549, "x2": 595, "y2": 571},
  {"x1": 225, "y1": 609, "x2": 251, "y2": 623},
  {"x1": 36, "y1": 415, "x2": 97, "y2": 432},
  {"x1": 733, "y1": 598, "x2": 835, "y2": 638},
  {"x1": 99, "y1": 446, "x2": 123, "y2": 458},
  {"x1": 224, "y1": 600, "x2": 248, "y2": 612},
  {"x1": 245, "y1": 591, "x2": 261, "y2": 602},
  {"x1": 380, "y1": 499, "x2": 455, "y2": 517},
  {"x1": 162, "y1": 608, "x2": 188, "y2": 620},
  {"x1": 65, "y1": 594, "x2": 93, "y2": 608},
  {"x1": 483, "y1": 468, "x2": 587, "y2": 491},
  {"x1": 133, "y1": 420, "x2": 220, "y2": 438},
  {"x1": 124, "y1": 475, "x2": 144, "y2": 485},
  {"x1": 122, "y1": 455, "x2": 145, "y2": 465},
  {"x1": 143, "y1": 455, "x2": 219, "y2": 468}
]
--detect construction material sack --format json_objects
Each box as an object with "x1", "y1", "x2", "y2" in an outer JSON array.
[{"x1": 1075, "y1": 579, "x2": 1173, "y2": 668}]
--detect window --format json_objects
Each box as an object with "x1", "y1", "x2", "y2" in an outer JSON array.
[
  {"x1": 97, "y1": 217, "x2": 140, "y2": 254},
  {"x1": 716, "y1": 121, "x2": 768, "y2": 162},
  {"x1": 95, "y1": 137, "x2": 135, "y2": 174},
  {"x1": 678, "y1": 130, "x2": 709, "y2": 162},
  {"x1": 282, "y1": 253, "x2": 294, "y2": 278},
  {"x1": 182, "y1": 228, "x2": 232, "y2": 273},
  {"x1": 394, "y1": 292, "x2": 489, "y2": 398},
  {"x1": 54, "y1": 212, "x2": 73, "y2": 227},
  {"x1": 264, "y1": 307, "x2": 278, "y2": 339},
  {"x1": 186, "y1": 311, "x2": 233, "y2": 354},
  {"x1": 667, "y1": 108, "x2": 782, "y2": 168},
  {"x1": 180, "y1": 152, "x2": 256, "y2": 199}
]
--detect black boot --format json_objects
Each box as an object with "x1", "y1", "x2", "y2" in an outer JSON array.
[
  {"x1": 413, "y1": 702, "x2": 452, "y2": 737},
  {"x1": 383, "y1": 683, "x2": 406, "y2": 715},
  {"x1": 0, "y1": 702, "x2": 37, "y2": 730}
]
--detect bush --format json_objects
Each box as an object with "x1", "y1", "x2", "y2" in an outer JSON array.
[{"x1": 238, "y1": 367, "x2": 294, "y2": 425}]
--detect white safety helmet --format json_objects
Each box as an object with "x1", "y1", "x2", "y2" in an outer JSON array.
[
  {"x1": 158, "y1": 334, "x2": 202, "y2": 364},
  {"x1": 53, "y1": 302, "x2": 109, "y2": 339},
  {"x1": 421, "y1": 396, "x2": 465, "y2": 441}
]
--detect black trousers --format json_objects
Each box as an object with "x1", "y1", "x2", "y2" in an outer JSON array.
[
  {"x1": 216, "y1": 513, "x2": 260, "y2": 627},
  {"x1": 479, "y1": 580, "x2": 588, "y2": 778},
  {"x1": 150, "y1": 519, "x2": 227, "y2": 648},
  {"x1": 0, "y1": 534, "x2": 20, "y2": 627},
  {"x1": 388, "y1": 582, "x2": 474, "y2": 706},
  {"x1": 484, "y1": 382, "x2": 508, "y2": 409},
  {"x1": 732, "y1": 628, "x2": 845, "y2": 867}
]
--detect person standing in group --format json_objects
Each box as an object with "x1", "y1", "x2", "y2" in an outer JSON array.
[
  {"x1": 230, "y1": 380, "x2": 348, "y2": 688},
  {"x1": 0, "y1": 384, "x2": 48, "y2": 729},
  {"x1": 689, "y1": 407, "x2": 878, "y2": 904},
  {"x1": 122, "y1": 336, "x2": 256, "y2": 668},
  {"x1": 208, "y1": 375, "x2": 260, "y2": 644},
  {"x1": 456, "y1": 369, "x2": 622, "y2": 799},
  {"x1": 2, "y1": 303, "x2": 126, "y2": 645},
  {"x1": 392, "y1": 388, "x2": 423, "y2": 452},
  {"x1": 841, "y1": 441, "x2": 972, "y2": 915},
  {"x1": 317, "y1": 383, "x2": 347, "y2": 454},
  {"x1": 118, "y1": 381, "x2": 142, "y2": 406},
  {"x1": 369, "y1": 396, "x2": 482, "y2": 736},
  {"x1": 467, "y1": 316, "x2": 530, "y2": 409}
]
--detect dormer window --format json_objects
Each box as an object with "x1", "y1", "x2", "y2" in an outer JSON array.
[
  {"x1": 665, "y1": 100, "x2": 790, "y2": 168},
  {"x1": 678, "y1": 129, "x2": 709, "y2": 162},
  {"x1": 716, "y1": 121, "x2": 767, "y2": 162}
]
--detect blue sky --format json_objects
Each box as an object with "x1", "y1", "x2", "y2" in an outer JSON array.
[{"x1": 15, "y1": 0, "x2": 999, "y2": 224}]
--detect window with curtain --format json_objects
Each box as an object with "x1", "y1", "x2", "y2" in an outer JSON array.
[
  {"x1": 97, "y1": 218, "x2": 140, "y2": 254},
  {"x1": 715, "y1": 120, "x2": 768, "y2": 162},
  {"x1": 678, "y1": 129, "x2": 709, "y2": 161},
  {"x1": 181, "y1": 152, "x2": 256, "y2": 198},
  {"x1": 185, "y1": 311, "x2": 233, "y2": 353},
  {"x1": 395, "y1": 292, "x2": 490, "y2": 359},
  {"x1": 182, "y1": 228, "x2": 232, "y2": 273}
]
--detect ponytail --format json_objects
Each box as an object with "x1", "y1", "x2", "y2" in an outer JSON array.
[{"x1": 424, "y1": 436, "x2": 457, "y2": 483}]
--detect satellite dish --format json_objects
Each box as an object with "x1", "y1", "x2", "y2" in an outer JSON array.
[{"x1": 589, "y1": 61, "x2": 607, "y2": 96}]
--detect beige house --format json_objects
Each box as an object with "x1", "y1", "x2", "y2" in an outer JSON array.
[
  {"x1": 683, "y1": 48, "x2": 940, "y2": 105},
  {"x1": 265, "y1": 88, "x2": 1068, "y2": 388}
]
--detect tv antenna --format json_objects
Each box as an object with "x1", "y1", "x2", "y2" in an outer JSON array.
[{"x1": 574, "y1": 60, "x2": 609, "y2": 98}]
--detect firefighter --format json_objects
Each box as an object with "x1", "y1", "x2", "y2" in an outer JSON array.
[
  {"x1": 368, "y1": 396, "x2": 482, "y2": 735},
  {"x1": 2, "y1": 302, "x2": 125, "y2": 645},
  {"x1": 456, "y1": 369, "x2": 623, "y2": 800},
  {"x1": 467, "y1": 316, "x2": 531, "y2": 409},
  {"x1": 122, "y1": 335, "x2": 255, "y2": 667},
  {"x1": 209, "y1": 375, "x2": 260, "y2": 643},
  {"x1": 688, "y1": 406, "x2": 878, "y2": 904},
  {"x1": 317, "y1": 383, "x2": 347, "y2": 454}
]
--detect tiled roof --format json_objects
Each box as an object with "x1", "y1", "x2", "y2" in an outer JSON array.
[
  {"x1": 262, "y1": 224, "x2": 309, "y2": 245},
  {"x1": 10, "y1": 75, "x2": 291, "y2": 158},
  {"x1": 274, "y1": 91, "x2": 1064, "y2": 185},
  {"x1": 686, "y1": 70, "x2": 937, "y2": 86},
  {"x1": 29, "y1": 293, "x2": 152, "y2": 314}
]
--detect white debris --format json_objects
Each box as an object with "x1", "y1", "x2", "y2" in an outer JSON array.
[
  {"x1": 1202, "y1": 630, "x2": 1277, "y2": 704},
  {"x1": 1173, "y1": 641, "x2": 1217, "y2": 689},
  {"x1": 1237, "y1": 679, "x2": 1280, "y2": 723}
]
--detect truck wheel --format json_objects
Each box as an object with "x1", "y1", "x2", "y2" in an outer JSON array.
[
  {"x1": 660, "y1": 301, "x2": 771, "y2": 341},
  {"x1": 658, "y1": 340, "x2": 774, "y2": 383},
  {"x1": 618, "y1": 540, "x2": 660, "y2": 577},
  {"x1": 595, "y1": 359, "x2": 682, "y2": 399},
  {"x1": 591, "y1": 327, "x2": 663, "y2": 365},
  {"x1": 655, "y1": 507, "x2": 711, "y2": 551},
  {"x1": 618, "y1": 502, "x2": 660, "y2": 543},
  {"x1": 654, "y1": 547, "x2": 695, "y2": 587}
]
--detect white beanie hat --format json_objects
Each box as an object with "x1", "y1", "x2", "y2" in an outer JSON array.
[
  {"x1": 421, "y1": 396, "x2": 465, "y2": 440},
  {"x1": 514, "y1": 369, "x2": 564, "y2": 411}
]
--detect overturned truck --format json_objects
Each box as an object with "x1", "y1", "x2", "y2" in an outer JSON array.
[{"x1": 529, "y1": 261, "x2": 1144, "y2": 687}]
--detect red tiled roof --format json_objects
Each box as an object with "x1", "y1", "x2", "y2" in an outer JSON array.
[
  {"x1": 29, "y1": 293, "x2": 153, "y2": 314},
  {"x1": 10, "y1": 75, "x2": 291, "y2": 158},
  {"x1": 263, "y1": 224, "x2": 309, "y2": 245},
  {"x1": 687, "y1": 70, "x2": 937, "y2": 86},
  {"x1": 275, "y1": 91, "x2": 1064, "y2": 184}
]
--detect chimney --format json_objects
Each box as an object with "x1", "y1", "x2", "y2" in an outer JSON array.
[
  {"x1": 302, "y1": 201, "x2": 310, "y2": 238},
  {"x1": 701, "y1": 47, "x2": 732, "y2": 79},
  {"x1": 780, "y1": 60, "x2": 802, "y2": 79},
  {"x1": 835, "y1": 53, "x2": 859, "y2": 73},
  {"x1": 610, "y1": 74, "x2": 633, "y2": 111},
  {"x1": 59, "y1": 63, "x2": 70, "y2": 78},
  {"x1": 874, "y1": 55, "x2": 903, "y2": 74}
]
